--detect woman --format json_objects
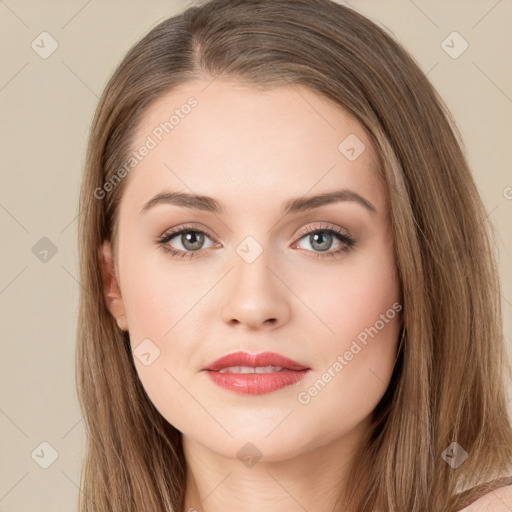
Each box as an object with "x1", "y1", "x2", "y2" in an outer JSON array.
[{"x1": 76, "y1": 0, "x2": 512, "y2": 510}]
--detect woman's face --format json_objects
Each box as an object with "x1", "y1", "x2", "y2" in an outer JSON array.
[{"x1": 103, "y1": 79, "x2": 401, "y2": 461}]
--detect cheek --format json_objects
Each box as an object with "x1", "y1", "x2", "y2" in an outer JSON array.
[
  {"x1": 117, "y1": 240, "x2": 207, "y2": 394},
  {"x1": 119, "y1": 242, "x2": 199, "y2": 343},
  {"x1": 297, "y1": 244, "x2": 400, "y2": 354},
  {"x1": 118, "y1": 252, "x2": 201, "y2": 431},
  {"x1": 293, "y1": 243, "x2": 401, "y2": 412}
]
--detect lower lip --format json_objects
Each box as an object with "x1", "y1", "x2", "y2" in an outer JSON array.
[{"x1": 204, "y1": 369, "x2": 309, "y2": 395}]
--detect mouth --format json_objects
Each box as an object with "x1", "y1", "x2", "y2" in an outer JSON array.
[{"x1": 202, "y1": 351, "x2": 310, "y2": 395}]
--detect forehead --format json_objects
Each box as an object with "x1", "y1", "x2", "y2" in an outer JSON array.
[{"x1": 121, "y1": 79, "x2": 386, "y2": 216}]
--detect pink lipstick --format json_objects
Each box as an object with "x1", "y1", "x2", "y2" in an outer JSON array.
[{"x1": 202, "y1": 351, "x2": 310, "y2": 395}]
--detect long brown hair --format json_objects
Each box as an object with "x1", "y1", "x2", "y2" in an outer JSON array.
[{"x1": 76, "y1": 0, "x2": 512, "y2": 510}]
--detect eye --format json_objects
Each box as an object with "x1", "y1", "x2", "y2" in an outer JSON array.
[
  {"x1": 156, "y1": 222, "x2": 356, "y2": 260},
  {"x1": 292, "y1": 223, "x2": 356, "y2": 259},
  {"x1": 156, "y1": 224, "x2": 216, "y2": 260}
]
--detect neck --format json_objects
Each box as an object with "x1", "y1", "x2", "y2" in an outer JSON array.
[{"x1": 182, "y1": 415, "x2": 372, "y2": 512}]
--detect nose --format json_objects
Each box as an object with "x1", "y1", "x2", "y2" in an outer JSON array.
[{"x1": 220, "y1": 247, "x2": 291, "y2": 330}]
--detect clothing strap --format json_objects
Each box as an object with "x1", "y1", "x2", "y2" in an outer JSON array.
[{"x1": 452, "y1": 476, "x2": 512, "y2": 510}]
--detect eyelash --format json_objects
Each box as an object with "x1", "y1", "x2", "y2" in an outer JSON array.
[{"x1": 156, "y1": 223, "x2": 356, "y2": 260}]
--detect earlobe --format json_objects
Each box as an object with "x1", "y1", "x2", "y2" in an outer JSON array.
[{"x1": 100, "y1": 240, "x2": 128, "y2": 331}]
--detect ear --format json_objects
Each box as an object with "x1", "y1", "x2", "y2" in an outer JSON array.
[{"x1": 100, "y1": 240, "x2": 128, "y2": 331}]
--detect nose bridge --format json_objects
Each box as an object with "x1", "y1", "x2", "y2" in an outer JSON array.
[
  {"x1": 233, "y1": 236, "x2": 271, "y2": 285},
  {"x1": 231, "y1": 233, "x2": 275, "y2": 296},
  {"x1": 220, "y1": 233, "x2": 289, "y2": 328}
]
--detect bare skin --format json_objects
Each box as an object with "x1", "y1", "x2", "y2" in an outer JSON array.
[{"x1": 102, "y1": 79, "x2": 402, "y2": 512}]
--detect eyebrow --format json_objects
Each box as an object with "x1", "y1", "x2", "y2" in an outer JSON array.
[{"x1": 140, "y1": 189, "x2": 377, "y2": 216}]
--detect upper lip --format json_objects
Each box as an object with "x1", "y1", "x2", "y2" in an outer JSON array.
[{"x1": 202, "y1": 351, "x2": 310, "y2": 371}]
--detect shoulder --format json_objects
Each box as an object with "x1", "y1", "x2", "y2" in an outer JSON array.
[{"x1": 458, "y1": 482, "x2": 512, "y2": 511}]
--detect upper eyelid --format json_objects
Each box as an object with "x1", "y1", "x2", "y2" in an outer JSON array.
[
  {"x1": 160, "y1": 224, "x2": 215, "y2": 240},
  {"x1": 295, "y1": 222, "x2": 350, "y2": 238}
]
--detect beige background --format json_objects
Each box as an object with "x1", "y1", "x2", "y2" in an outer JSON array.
[{"x1": 1, "y1": 0, "x2": 511, "y2": 510}]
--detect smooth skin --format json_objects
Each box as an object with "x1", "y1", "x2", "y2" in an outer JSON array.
[{"x1": 101, "y1": 79, "x2": 404, "y2": 512}]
